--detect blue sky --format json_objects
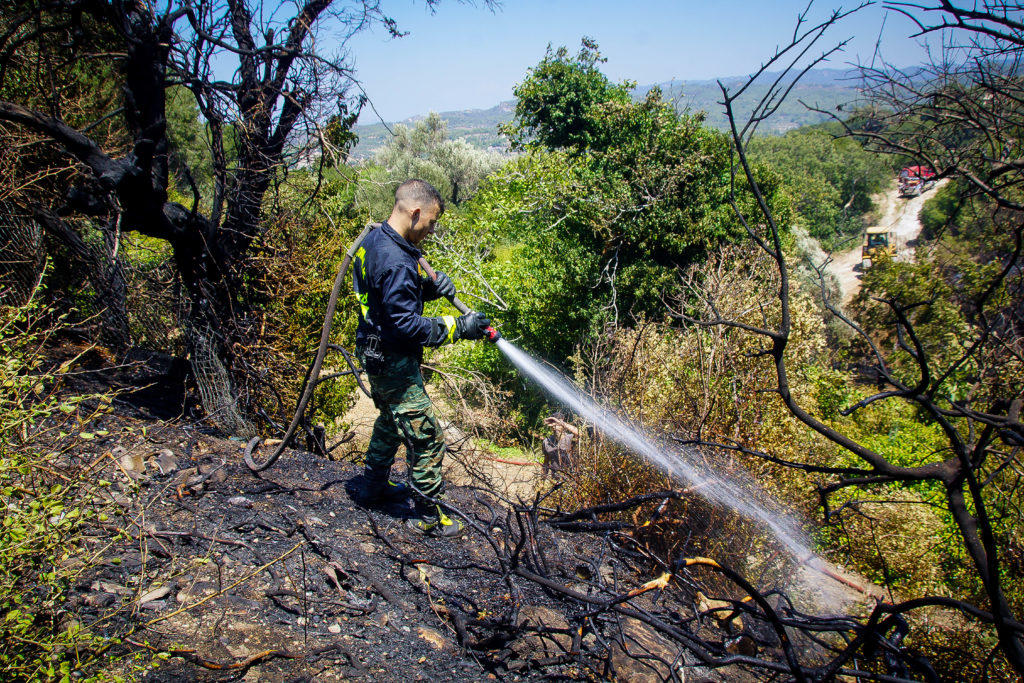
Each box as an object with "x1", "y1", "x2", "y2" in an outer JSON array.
[{"x1": 343, "y1": 1, "x2": 932, "y2": 124}]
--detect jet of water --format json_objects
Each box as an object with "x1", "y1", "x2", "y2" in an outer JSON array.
[{"x1": 495, "y1": 337, "x2": 818, "y2": 564}]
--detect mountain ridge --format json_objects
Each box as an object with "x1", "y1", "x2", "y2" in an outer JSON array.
[{"x1": 351, "y1": 67, "x2": 863, "y2": 157}]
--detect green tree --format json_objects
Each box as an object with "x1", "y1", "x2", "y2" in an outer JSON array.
[
  {"x1": 437, "y1": 40, "x2": 790, "y2": 378},
  {"x1": 473, "y1": 40, "x2": 790, "y2": 338},
  {"x1": 356, "y1": 113, "x2": 503, "y2": 217},
  {"x1": 500, "y1": 37, "x2": 632, "y2": 151},
  {"x1": 748, "y1": 126, "x2": 892, "y2": 246}
]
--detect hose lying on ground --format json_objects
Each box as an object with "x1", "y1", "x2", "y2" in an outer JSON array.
[{"x1": 245, "y1": 223, "x2": 374, "y2": 472}]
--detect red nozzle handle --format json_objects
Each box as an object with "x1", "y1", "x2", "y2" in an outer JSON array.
[{"x1": 484, "y1": 326, "x2": 500, "y2": 342}]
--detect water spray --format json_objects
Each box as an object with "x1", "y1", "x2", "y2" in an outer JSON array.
[
  {"x1": 492, "y1": 339, "x2": 863, "y2": 597},
  {"x1": 243, "y1": 224, "x2": 861, "y2": 602}
]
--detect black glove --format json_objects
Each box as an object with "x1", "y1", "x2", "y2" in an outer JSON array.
[
  {"x1": 423, "y1": 271, "x2": 456, "y2": 301},
  {"x1": 454, "y1": 311, "x2": 491, "y2": 341}
]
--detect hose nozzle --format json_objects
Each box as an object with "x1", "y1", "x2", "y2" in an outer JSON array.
[{"x1": 418, "y1": 255, "x2": 499, "y2": 342}]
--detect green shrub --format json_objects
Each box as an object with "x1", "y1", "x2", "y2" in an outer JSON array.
[
  {"x1": 918, "y1": 179, "x2": 962, "y2": 239},
  {"x1": 0, "y1": 291, "x2": 126, "y2": 679}
]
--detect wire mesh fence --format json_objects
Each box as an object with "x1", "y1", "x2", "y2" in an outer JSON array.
[
  {"x1": 0, "y1": 202, "x2": 45, "y2": 306},
  {"x1": 0, "y1": 206, "x2": 258, "y2": 436},
  {"x1": 182, "y1": 318, "x2": 257, "y2": 437}
]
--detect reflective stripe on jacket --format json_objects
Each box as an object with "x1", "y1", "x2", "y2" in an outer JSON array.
[{"x1": 353, "y1": 222, "x2": 455, "y2": 357}]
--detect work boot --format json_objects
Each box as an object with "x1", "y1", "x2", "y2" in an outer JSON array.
[
  {"x1": 406, "y1": 497, "x2": 464, "y2": 538},
  {"x1": 363, "y1": 465, "x2": 409, "y2": 503}
]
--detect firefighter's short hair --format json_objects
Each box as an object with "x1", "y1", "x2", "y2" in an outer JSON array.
[{"x1": 395, "y1": 179, "x2": 445, "y2": 213}]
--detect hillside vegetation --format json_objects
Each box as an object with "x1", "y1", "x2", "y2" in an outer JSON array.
[{"x1": 1, "y1": 2, "x2": 1023, "y2": 681}]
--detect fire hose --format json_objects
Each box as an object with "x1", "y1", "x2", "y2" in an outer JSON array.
[{"x1": 244, "y1": 223, "x2": 497, "y2": 472}]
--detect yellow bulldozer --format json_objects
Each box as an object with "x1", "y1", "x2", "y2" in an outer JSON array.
[{"x1": 861, "y1": 226, "x2": 894, "y2": 269}]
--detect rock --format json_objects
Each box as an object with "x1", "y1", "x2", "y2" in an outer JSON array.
[
  {"x1": 328, "y1": 623, "x2": 342, "y2": 634},
  {"x1": 84, "y1": 592, "x2": 117, "y2": 608},
  {"x1": 119, "y1": 453, "x2": 146, "y2": 478},
  {"x1": 512, "y1": 606, "x2": 572, "y2": 659},
  {"x1": 223, "y1": 642, "x2": 250, "y2": 659},
  {"x1": 425, "y1": 567, "x2": 456, "y2": 592},
  {"x1": 222, "y1": 596, "x2": 262, "y2": 611},
  {"x1": 176, "y1": 581, "x2": 217, "y2": 603},
  {"x1": 152, "y1": 449, "x2": 177, "y2": 474},
  {"x1": 228, "y1": 495, "x2": 253, "y2": 508},
  {"x1": 725, "y1": 634, "x2": 758, "y2": 656},
  {"x1": 91, "y1": 580, "x2": 130, "y2": 595},
  {"x1": 610, "y1": 618, "x2": 686, "y2": 683},
  {"x1": 138, "y1": 584, "x2": 173, "y2": 605},
  {"x1": 109, "y1": 491, "x2": 132, "y2": 507},
  {"x1": 679, "y1": 646, "x2": 720, "y2": 682},
  {"x1": 171, "y1": 467, "x2": 198, "y2": 490},
  {"x1": 119, "y1": 552, "x2": 143, "y2": 572},
  {"x1": 696, "y1": 591, "x2": 744, "y2": 631},
  {"x1": 416, "y1": 626, "x2": 451, "y2": 652}
]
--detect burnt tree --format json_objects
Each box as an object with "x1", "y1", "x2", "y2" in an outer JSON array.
[
  {"x1": 0, "y1": 0, "x2": 400, "y2": 430},
  {"x1": 674, "y1": 1, "x2": 1024, "y2": 676}
]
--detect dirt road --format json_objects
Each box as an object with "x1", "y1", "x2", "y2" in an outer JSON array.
[{"x1": 829, "y1": 179, "x2": 947, "y2": 304}]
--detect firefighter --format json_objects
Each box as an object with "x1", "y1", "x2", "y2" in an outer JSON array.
[{"x1": 353, "y1": 179, "x2": 491, "y2": 537}]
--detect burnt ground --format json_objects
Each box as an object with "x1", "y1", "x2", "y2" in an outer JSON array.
[{"x1": 47, "y1": 350, "x2": 799, "y2": 682}]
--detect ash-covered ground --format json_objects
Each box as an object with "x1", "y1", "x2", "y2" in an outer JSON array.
[{"x1": 48, "y1": 350, "x2": 803, "y2": 682}]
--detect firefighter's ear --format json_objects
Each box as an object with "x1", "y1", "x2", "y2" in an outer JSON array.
[{"x1": 409, "y1": 206, "x2": 421, "y2": 226}]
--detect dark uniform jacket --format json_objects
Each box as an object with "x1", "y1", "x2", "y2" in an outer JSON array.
[{"x1": 353, "y1": 221, "x2": 455, "y2": 359}]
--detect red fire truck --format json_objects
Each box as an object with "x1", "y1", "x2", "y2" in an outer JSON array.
[{"x1": 898, "y1": 165, "x2": 937, "y2": 197}]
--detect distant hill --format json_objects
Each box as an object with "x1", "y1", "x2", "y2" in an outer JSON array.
[
  {"x1": 350, "y1": 68, "x2": 862, "y2": 158},
  {"x1": 641, "y1": 68, "x2": 861, "y2": 134},
  {"x1": 351, "y1": 101, "x2": 515, "y2": 159}
]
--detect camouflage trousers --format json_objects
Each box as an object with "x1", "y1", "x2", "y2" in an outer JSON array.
[{"x1": 358, "y1": 350, "x2": 447, "y2": 498}]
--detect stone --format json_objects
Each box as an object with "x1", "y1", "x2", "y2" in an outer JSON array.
[
  {"x1": 91, "y1": 580, "x2": 130, "y2": 595},
  {"x1": 228, "y1": 496, "x2": 253, "y2": 508},
  {"x1": 207, "y1": 467, "x2": 229, "y2": 485},
  {"x1": 328, "y1": 623, "x2": 342, "y2": 634},
  {"x1": 696, "y1": 592, "x2": 744, "y2": 631},
  {"x1": 176, "y1": 581, "x2": 217, "y2": 603},
  {"x1": 119, "y1": 453, "x2": 146, "y2": 478},
  {"x1": 609, "y1": 618, "x2": 686, "y2": 683},
  {"x1": 138, "y1": 584, "x2": 173, "y2": 605},
  {"x1": 84, "y1": 592, "x2": 117, "y2": 608},
  {"x1": 415, "y1": 626, "x2": 451, "y2": 652},
  {"x1": 512, "y1": 606, "x2": 572, "y2": 659},
  {"x1": 223, "y1": 642, "x2": 250, "y2": 659},
  {"x1": 222, "y1": 596, "x2": 262, "y2": 611},
  {"x1": 725, "y1": 634, "x2": 758, "y2": 656},
  {"x1": 119, "y1": 552, "x2": 143, "y2": 572},
  {"x1": 109, "y1": 491, "x2": 132, "y2": 507},
  {"x1": 152, "y1": 449, "x2": 177, "y2": 474}
]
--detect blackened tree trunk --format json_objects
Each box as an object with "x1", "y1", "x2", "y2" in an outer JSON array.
[{"x1": 0, "y1": 0, "x2": 394, "y2": 429}]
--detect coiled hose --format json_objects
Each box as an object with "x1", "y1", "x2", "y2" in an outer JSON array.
[{"x1": 244, "y1": 224, "x2": 479, "y2": 472}]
